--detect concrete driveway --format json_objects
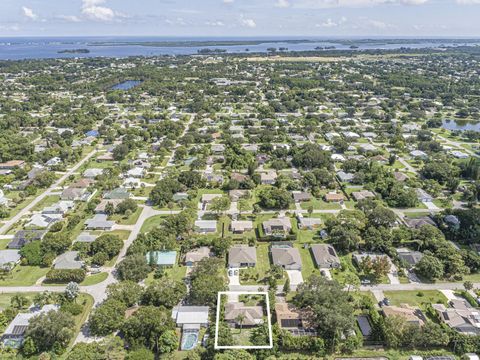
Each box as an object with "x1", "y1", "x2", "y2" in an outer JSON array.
[
  {"x1": 286, "y1": 270, "x2": 304, "y2": 288},
  {"x1": 228, "y1": 268, "x2": 240, "y2": 286}
]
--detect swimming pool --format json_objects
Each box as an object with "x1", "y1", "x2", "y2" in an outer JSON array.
[{"x1": 181, "y1": 331, "x2": 199, "y2": 350}]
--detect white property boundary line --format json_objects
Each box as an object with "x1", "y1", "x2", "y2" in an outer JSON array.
[{"x1": 214, "y1": 291, "x2": 273, "y2": 350}]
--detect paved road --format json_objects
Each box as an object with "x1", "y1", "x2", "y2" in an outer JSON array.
[{"x1": 0, "y1": 149, "x2": 98, "y2": 235}]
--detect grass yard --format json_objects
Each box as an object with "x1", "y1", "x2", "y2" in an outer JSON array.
[
  {"x1": 145, "y1": 265, "x2": 187, "y2": 285},
  {"x1": 31, "y1": 195, "x2": 61, "y2": 211},
  {"x1": 240, "y1": 243, "x2": 271, "y2": 285},
  {"x1": 68, "y1": 293, "x2": 95, "y2": 348},
  {"x1": 109, "y1": 206, "x2": 142, "y2": 225},
  {"x1": 231, "y1": 327, "x2": 254, "y2": 346},
  {"x1": 383, "y1": 290, "x2": 448, "y2": 309},
  {"x1": 80, "y1": 272, "x2": 108, "y2": 286},
  {"x1": 0, "y1": 265, "x2": 49, "y2": 286},
  {"x1": 0, "y1": 292, "x2": 39, "y2": 309},
  {"x1": 294, "y1": 243, "x2": 318, "y2": 281},
  {"x1": 140, "y1": 214, "x2": 167, "y2": 234},
  {"x1": 300, "y1": 197, "x2": 342, "y2": 210},
  {"x1": 331, "y1": 255, "x2": 360, "y2": 286}
]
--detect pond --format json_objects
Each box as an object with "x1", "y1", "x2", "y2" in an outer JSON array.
[
  {"x1": 110, "y1": 80, "x2": 142, "y2": 91},
  {"x1": 442, "y1": 119, "x2": 480, "y2": 132}
]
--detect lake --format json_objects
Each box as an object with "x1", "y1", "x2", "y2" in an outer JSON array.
[
  {"x1": 442, "y1": 120, "x2": 480, "y2": 132},
  {"x1": 111, "y1": 80, "x2": 143, "y2": 91},
  {"x1": 0, "y1": 36, "x2": 479, "y2": 60}
]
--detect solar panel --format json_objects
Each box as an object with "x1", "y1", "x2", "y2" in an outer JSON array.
[{"x1": 11, "y1": 325, "x2": 28, "y2": 336}]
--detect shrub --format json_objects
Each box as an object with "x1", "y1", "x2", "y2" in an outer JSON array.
[{"x1": 45, "y1": 269, "x2": 86, "y2": 283}]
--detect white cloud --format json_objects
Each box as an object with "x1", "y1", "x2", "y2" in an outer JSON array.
[
  {"x1": 291, "y1": 0, "x2": 428, "y2": 8},
  {"x1": 205, "y1": 20, "x2": 225, "y2": 26},
  {"x1": 275, "y1": 0, "x2": 291, "y2": 8},
  {"x1": 22, "y1": 6, "x2": 38, "y2": 20},
  {"x1": 316, "y1": 16, "x2": 347, "y2": 28},
  {"x1": 81, "y1": 0, "x2": 117, "y2": 22},
  {"x1": 240, "y1": 16, "x2": 256, "y2": 28},
  {"x1": 223, "y1": 0, "x2": 234, "y2": 3},
  {"x1": 57, "y1": 15, "x2": 81, "y2": 22},
  {"x1": 456, "y1": 0, "x2": 480, "y2": 3}
]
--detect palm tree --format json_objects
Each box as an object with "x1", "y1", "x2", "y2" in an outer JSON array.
[{"x1": 235, "y1": 314, "x2": 246, "y2": 333}]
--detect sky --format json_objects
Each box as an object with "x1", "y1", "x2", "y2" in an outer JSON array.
[{"x1": 0, "y1": 0, "x2": 479, "y2": 37}]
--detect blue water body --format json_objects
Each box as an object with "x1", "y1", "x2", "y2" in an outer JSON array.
[
  {"x1": 0, "y1": 36, "x2": 478, "y2": 60},
  {"x1": 111, "y1": 80, "x2": 142, "y2": 90},
  {"x1": 442, "y1": 119, "x2": 480, "y2": 132}
]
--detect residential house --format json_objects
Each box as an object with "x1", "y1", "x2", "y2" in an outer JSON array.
[
  {"x1": 262, "y1": 217, "x2": 292, "y2": 236},
  {"x1": 433, "y1": 300, "x2": 480, "y2": 335},
  {"x1": 172, "y1": 306, "x2": 210, "y2": 328},
  {"x1": 95, "y1": 199, "x2": 123, "y2": 214},
  {"x1": 83, "y1": 168, "x2": 103, "y2": 179},
  {"x1": 0, "y1": 160, "x2": 25, "y2": 170},
  {"x1": 84, "y1": 214, "x2": 115, "y2": 230},
  {"x1": 337, "y1": 171, "x2": 355, "y2": 183},
  {"x1": 61, "y1": 187, "x2": 88, "y2": 201},
  {"x1": 0, "y1": 250, "x2": 21, "y2": 270},
  {"x1": 296, "y1": 215, "x2": 322, "y2": 230},
  {"x1": 26, "y1": 213, "x2": 62, "y2": 229},
  {"x1": 224, "y1": 302, "x2": 263, "y2": 328},
  {"x1": 74, "y1": 232, "x2": 97, "y2": 244},
  {"x1": 292, "y1": 191, "x2": 311, "y2": 203},
  {"x1": 173, "y1": 192, "x2": 189, "y2": 202},
  {"x1": 185, "y1": 247, "x2": 210, "y2": 267},
  {"x1": 324, "y1": 192, "x2": 345, "y2": 202},
  {"x1": 310, "y1": 244, "x2": 340, "y2": 269},
  {"x1": 404, "y1": 216, "x2": 436, "y2": 229},
  {"x1": 104, "y1": 188, "x2": 130, "y2": 200},
  {"x1": 1, "y1": 305, "x2": 60, "y2": 348},
  {"x1": 8, "y1": 230, "x2": 46, "y2": 249},
  {"x1": 228, "y1": 246, "x2": 257, "y2": 268},
  {"x1": 410, "y1": 150, "x2": 428, "y2": 160},
  {"x1": 275, "y1": 303, "x2": 316, "y2": 336},
  {"x1": 352, "y1": 190, "x2": 375, "y2": 201},
  {"x1": 230, "y1": 220, "x2": 254, "y2": 234},
  {"x1": 397, "y1": 248, "x2": 424, "y2": 268},
  {"x1": 271, "y1": 243, "x2": 302, "y2": 270},
  {"x1": 382, "y1": 305, "x2": 426, "y2": 326},
  {"x1": 260, "y1": 171, "x2": 277, "y2": 185},
  {"x1": 54, "y1": 251, "x2": 84, "y2": 269},
  {"x1": 393, "y1": 172, "x2": 409, "y2": 182},
  {"x1": 229, "y1": 189, "x2": 249, "y2": 202},
  {"x1": 42, "y1": 201, "x2": 74, "y2": 215},
  {"x1": 194, "y1": 220, "x2": 217, "y2": 234}
]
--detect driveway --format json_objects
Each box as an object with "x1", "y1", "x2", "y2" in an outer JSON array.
[
  {"x1": 423, "y1": 201, "x2": 439, "y2": 210},
  {"x1": 286, "y1": 270, "x2": 303, "y2": 288},
  {"x1": 228, "y1": 268, "x2": 240, "y2": 286}
]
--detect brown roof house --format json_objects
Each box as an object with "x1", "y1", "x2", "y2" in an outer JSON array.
[
  {"x1": 310, "y1": 244, "x2": 340, "y2": 269},
  {"x1": 351, "y1": 190, "x2": 375, "y2": 201},
  {"x1": 324, "y1": 192, "x2": 345, "y2": 202},
  {"x1": 433, "y1": 300, "x2": 480, "y2": 335},
  {"x1": 271, "y1": 243, "x2": 302, "y2": 270},
  {"x1": 185, "y1": 247, "x2": 211, "y2": 267},
  {"x1": 224, "y1": 302, "x2": 263, "y2": 328},
  {"x1": 275, "y1": 303, "x2": 315, "y2": 335},
  {"x1": 230, "y1": 220, "x2": 254, "y2": 234},
  {"x1": 228, "y1": 245, "x2": 257, "y2": 268},
  {"x1": 262, "y1": 217, "x2": 292, "y2": 237},
  {"x1": 382, "y1": 304, "x2": 426, "y2": 326}
]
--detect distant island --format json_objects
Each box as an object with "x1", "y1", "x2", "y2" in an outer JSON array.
[{"x1": 58, "y1": 49, "x2": 90, "y2": 54}]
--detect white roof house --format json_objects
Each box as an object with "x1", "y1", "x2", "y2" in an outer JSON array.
[{"x1": 172, "y1": 306, "x2": 210, "y2": 327}]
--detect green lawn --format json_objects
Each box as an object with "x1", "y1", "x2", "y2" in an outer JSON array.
[
  {"x1": 0, "y1": 266, "x2": 49, "y2": 286},
  {"x1": 145, "y1": 265, "x2": 187, "y2": 285},
  {"x1": 240, "y1": 243, "x2": 271, "y2": 285},
  {"x1": 295, "y1": 243, "x2": 318, "y2": 281},
  {"x1": 0, "y1": 292, "x2": 39, "y2": 309},
  {"x1": 383, "y1": 290, "x2": 448, "y2": 309},
  {"x1": 80, "y1": 272, "x2": 108, "y2": 286},
  {"x1": 31, "y1": 195, "x2": 61, "y2": 211},
  {"x1": 140, "y1": 215, "x2": 167, "y2": 234},
  {"x1": 331, "y1": 255, "x2": 360, "y2": 286},
  {"x1": 300, "y1": 198, "x2": 342, "y2": 210},
  {"x1": 110, "y1": 206, "x2": 142, "y2": 225}
]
